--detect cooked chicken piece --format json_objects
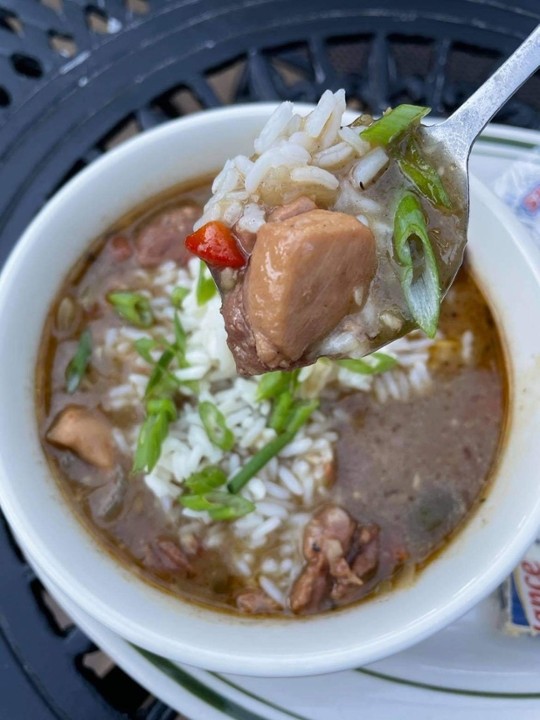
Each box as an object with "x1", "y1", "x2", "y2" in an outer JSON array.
[
  {"x1": 47, "y1": 405, "x2": 117, "y2": 469},
  {"x1": 266, "y1": 196, "x2": 316, "y2": 223},
  {"x1": 135, "y1": 204, "x2": 201, "y2": 267},
  {"x1": 289, "y1": 559, "x2": 330, "y2": 614},
  {"x1": 107, "y1": 234, "x2": 133, "y2": 262},
  {"x1": 236, "y1": 588, "x2": 282, "y2": 614},
  {"x1": 222, "y1": 209, "x2": 376, "y2": 375},
  {"x1": 144, "y1": 538, "x2": 192, "y2": 573},
  {"x1": 289, "y1": 505, "x2": 380, "y2": 614}
]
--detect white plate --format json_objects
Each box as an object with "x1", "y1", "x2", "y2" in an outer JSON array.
[
  {"x1": 37, "y1": 567, "x2": 540, "y2": 720},
  {"x1": 19, "y1": 123, "x2": 540, "y2": 718}
]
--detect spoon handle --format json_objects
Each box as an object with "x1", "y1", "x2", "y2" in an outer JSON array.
[{"x1": 429, "y1": 25, "x2": 540, "y2": 160}]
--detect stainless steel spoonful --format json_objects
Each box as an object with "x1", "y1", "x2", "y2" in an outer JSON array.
[
  {"x1": 424, "y1": 25, "x2": 540, "y2": 217},
  {"x1": 204, "y1": 27, "x2": 539, "y2": 375}
]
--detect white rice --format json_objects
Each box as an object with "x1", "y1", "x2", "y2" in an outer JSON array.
[
  {"x1": 97, "y1": 253, "x2": 458, "y2": 601},
  {"x1": 193, "y1": 89, "x2": 372, "y2": 233},
  {"x1": 351, "y1": 147, "x2": 389, "y2": 188}
]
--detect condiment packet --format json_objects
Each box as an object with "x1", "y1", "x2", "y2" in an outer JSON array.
[
  {"x1": 493, "y1": 149, "x2": 540, "y2": 246},
  {"x1": 502, "y1": 538, "x2": 540, "y2": 636},
  {"x1": 494, "y1": 146, "x2": 540, "y2": 636}
]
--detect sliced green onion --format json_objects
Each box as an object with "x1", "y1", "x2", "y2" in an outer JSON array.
[
  {"x1": 336, "y1": 352, "x2": 397, "y2": 375},
  {"x1": 205, "y1": 492, "x2": 255, "y2": 521},
  {"x1": 184, "y1": 466, "x2": 227, "y2": 494},
  {"x1": 144, "y1": 348, "x2": 178, "y2": 398},
  {"x1": 178, "y1": 494, "x2": 215, "y2": 511},
  {"x1": 107, "y1": 291, "x2": 154, "y2": 328},
  {"x1": 398, "y1": 141, "x2": 451, "y2": 209},
  {"x1": 196, "y1": 261, "x2": 217, "y2": 306},
  {"x1": 256, "y1": 370, "x2": 297, "y2": 401},
  {"x1": 132, "y1": 410, "x2": 170, "y2": 474},
  {"x1": 285, "y1": 399, "x2": 319, "y2": 434},
  {"x1": 173, "y1": 313, "x2": 187, "y2": 357},
  {"x1": 134, "y1": 337, "x2": 157, "y2": 363},
  {"x1": 146, "y1": 397, "x2": 177, "y2": 422},
  {"x1": 393, "y1": 192, "x2": 441, "y2": 338},
  {"x1": 171, "y1": 286, "x2": 189, "y2": 309},
  {"x1": 268, "y1": 390, "x2": 294, "y2": 433},
  {"x1": 199, "y1": 401, "x2": 235, "y2": 451},
  {"x1": 65, "y1": 329, "x2": 92, "y2": 393},
  {"x1": 361, "y1": 105, "x2": 430, "y2": 147},
  {"x1": 179, "y1": 491, "x2": 254, "y2": 521},
  {"x1": 228, "y1": 400, "x2": 318, "y2": 494}
]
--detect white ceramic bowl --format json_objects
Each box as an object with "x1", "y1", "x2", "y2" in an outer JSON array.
[{"x1": 0, "y1": 105, "x2": 539, "y2": 677}]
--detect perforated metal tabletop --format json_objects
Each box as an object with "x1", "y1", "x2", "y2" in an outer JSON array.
[{"x1": 1, "y1": 2, "x2": 539, "y2": 718}]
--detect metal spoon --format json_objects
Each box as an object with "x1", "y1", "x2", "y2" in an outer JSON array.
[
  {"x1": 424, "y1": 24, "x2": 540, "y2": 213},
  {"x1": 210, "y1": 27, "x2": 539, "y2": 373}
]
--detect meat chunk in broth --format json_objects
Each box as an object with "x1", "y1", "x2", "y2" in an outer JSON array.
[
  {"x1": 266, "y1": 195, "x2": 316, "y2": 223},
  {"x1": 236, "y1": 588, "x2": 282, "y2": 614},
  {"x1": 135, "y1": 203, "x2": 201, "y2": 267},
  {"x1": 47, "y1": 406, "x2": 117, "y2": 470},
  {"x1": 290, "y1": 505, "x2": 380, "y2": 614},
  {"x1": 223, "y1": 210, "x2": 376, "y2": 375}
]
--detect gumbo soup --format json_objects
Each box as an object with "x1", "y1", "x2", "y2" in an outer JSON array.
[{"x1": 38, "y1": 180, "x2": 506, "y2": 616}]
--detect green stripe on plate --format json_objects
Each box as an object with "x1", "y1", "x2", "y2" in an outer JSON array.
[
  {"x1": 212, "y1": 673, "x2": 311, "y2": 720},
  {"x1": 477, "y1": 134, "x2": 538, "y2": 150},
  {"x1": 356, "y1": 668, "x2": 540, "y2": 699},
  {"x1": 134, "y1": 647, "x2": 270, "y2": 720}
]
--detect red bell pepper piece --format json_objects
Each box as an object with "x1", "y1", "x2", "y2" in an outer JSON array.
[{"x1": 185, "y1": 221, "x2": 246, "y2": 269}]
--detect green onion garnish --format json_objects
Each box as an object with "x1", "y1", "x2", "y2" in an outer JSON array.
[
  {"x1": 179, "y1": 490, "x2": 255, "y2": 521},
  {"x1": 132, "y1": 404, "x2": 171, "y2": 474},
  {"x1": 199, "y1": 401, "x2": 235, "y2": 451},
  {"x1": 196, "y1": 261, "x2": 217, "y2": 306},
  {"x1": 171, "y1": 286, "x2": 189, "y2": 309},
  {"x1": 336, "y1": 352, "x2": 397, "y2": 375},
  {"x1": 144, "y1": 348, "x2": 178, "y2": 399},
  {"x1": 65, "y1": 329, "x2": 92, "y2": 393},
  {"x1": 228, "y1": 400, "x2": 318, "y2": 495},
  {"x1": 184, "y1": 466, "x2": 227, "y2": 494},
  {"x1": 393, "y1": 192, "x2": 441, "y2": 338},
  {"x1": 146, "y1": 396, "x2": 177, "y2": 422},
  {"x1": 173, "y1": 313, "x2": 187, "y2": 358},
  {"x1": 134, "y1": 337, "x2": 157, "y2": 363},
  {"x1": 398, "y1": 140, "x2": 451, "y2": 209},
  {"x1": 256, "y1": 370, "x2": 294, "y2": 401},
  {"x1": 361, "y1": 105, "x2": 430, "y2": 147},
  {"x1": 107, "y1": 291, "x2": 154, "y2": 328},
  {"x1": 268, "y1": 390, "x2": 294, "y2": 433}
]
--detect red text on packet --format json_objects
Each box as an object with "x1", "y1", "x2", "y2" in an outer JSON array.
[
  {"x1": 522, "y1": 186, "x2": 540, "y2": 215},
  {"x1": 522, "y1": 560, "x2": 540, "y2": 630}
]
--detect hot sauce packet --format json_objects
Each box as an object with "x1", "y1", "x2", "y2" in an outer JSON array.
[{"x1": 502, "y1": 539, "x2": 540, "y2": 635}]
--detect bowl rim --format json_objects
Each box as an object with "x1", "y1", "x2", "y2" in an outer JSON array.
[{"x1": 1, "y1": 103, "x2": 540, "y2": 676}]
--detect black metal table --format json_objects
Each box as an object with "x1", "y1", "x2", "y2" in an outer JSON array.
[{"x1": 1, "y1": 2, "x2": 539, "y2": 718}]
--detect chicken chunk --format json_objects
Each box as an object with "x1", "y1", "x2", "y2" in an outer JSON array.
[
  {"x1": 143, "y1": 538, "x2": 192, "y2": 574},
  {"x1": 46, "y1": 405, "x2": 117, "y2": 469},
  {"x1": 266, "y1": 196, "x2": 316, "y2": 223},
  {"x1": 236, "y1": 588, "x2": 282, "y2": 614},
  {"x1": 223, "y1": 209, "x2": 376, "y2": 375},
  {"x1": 134, "y1": 203, "x2": 201, "y2": 267},
  {"x1": 289, "y1": 505, "x2": 380, "y2": 614}
]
